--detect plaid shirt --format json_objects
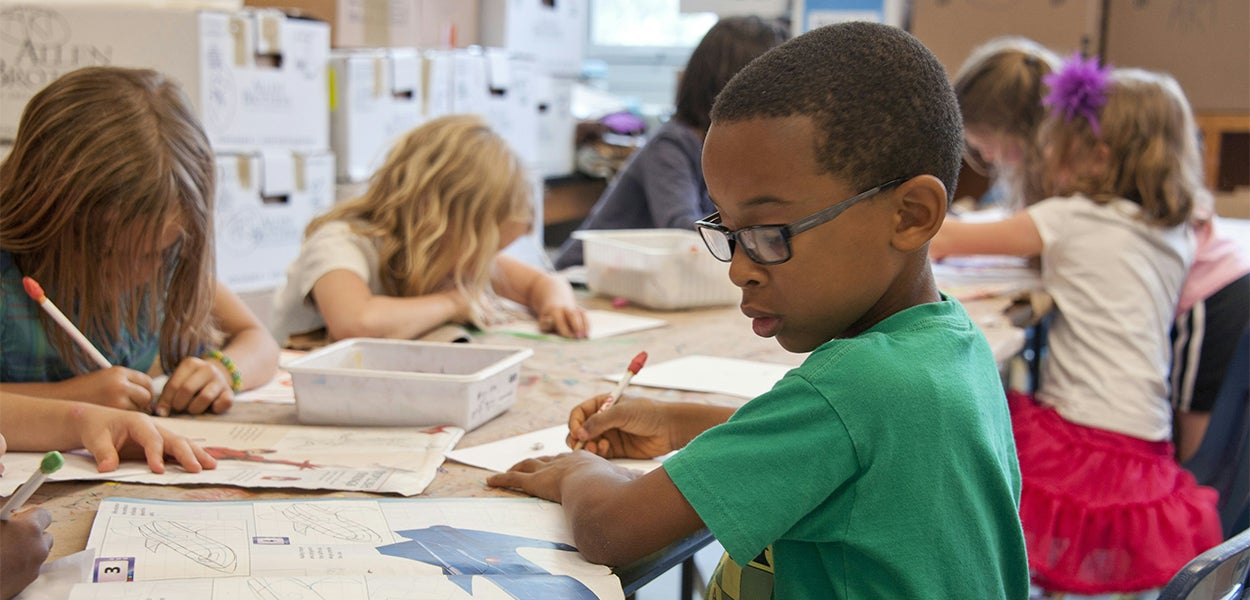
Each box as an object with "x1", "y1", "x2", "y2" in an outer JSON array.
[{"x1": 0, "y1": 250, "x2": 159, "y2": 382}]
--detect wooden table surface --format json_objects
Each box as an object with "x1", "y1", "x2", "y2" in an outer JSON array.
[{"x1": 31, "y1": 293, "x2": 1024, "y2": 562}]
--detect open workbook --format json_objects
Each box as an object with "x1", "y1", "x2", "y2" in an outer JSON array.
[{"x1": 68, "y1": 497, "x2": 625, "y2": 600}]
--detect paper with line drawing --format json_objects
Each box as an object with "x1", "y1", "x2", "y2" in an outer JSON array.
[{"x1": 73, "y1": 497, "x2": 624, "y2": 599}]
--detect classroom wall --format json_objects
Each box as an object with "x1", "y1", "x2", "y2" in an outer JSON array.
[{"x1": 1104, "y1": 0, "x2": 1250, "y2": 113}]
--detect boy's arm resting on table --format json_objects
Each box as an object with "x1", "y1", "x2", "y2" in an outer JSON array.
[
  {"x1": 0, "y1": 392, "x2": 216, "y2": 473},
  {"x1": 490, "y1": 455, "x2": 705, "y2": 566},
  {"x1": 311, "y1": 269, "x2": 470, "y2": 340},
  {"x1": 492, "y1": 254, "x2": 588, "y2": 338},
  {"x1": 490, "y1": 395, "x2": 732, "y2": 565},
  {"x1": 930, "y1": 210, "x2": 1044, "y2": 260}
]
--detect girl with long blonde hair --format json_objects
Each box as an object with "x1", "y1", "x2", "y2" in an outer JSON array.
[
  {"x1": 271, "y1": 115, "x2": 586, "y2": 344},
  {"x1": 0, "y1": 66, "x2": 279, "y2": 416}
]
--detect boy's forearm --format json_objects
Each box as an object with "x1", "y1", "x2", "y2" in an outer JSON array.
[
  {"x1": 559, "y1": 463, "x2": 690, "y2": 566},
  {"x1": 665, "y1": 403, "x2": 736, "y2": 448}
]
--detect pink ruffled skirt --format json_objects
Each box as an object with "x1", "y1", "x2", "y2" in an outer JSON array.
[{"x1": 1008, "y1": 391, "x2": 1222, "y2": 593}]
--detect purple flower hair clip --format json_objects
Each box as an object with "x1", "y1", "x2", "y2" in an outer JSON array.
[{"x1": 1042, "y1": 53, "x2": 1112, "y2": 137}]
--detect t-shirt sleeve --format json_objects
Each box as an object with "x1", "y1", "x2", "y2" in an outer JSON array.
[
  {"x1": 1025, "y1": 197, "x2": 1071, "y2": 247},
  {"x1": 639, "y1": 137, "x2": 707, "y2": 229},
  {"x1": 663, "y1": 374, "x2": 860, "y2": 565},
  {"x1": 292, "y1": 222, "x2": 376, "y2": 302}
]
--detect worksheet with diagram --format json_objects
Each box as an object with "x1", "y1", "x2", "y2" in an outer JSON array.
[{"x1": 72, "y1": 497, "x2": 624, "y2": 600}]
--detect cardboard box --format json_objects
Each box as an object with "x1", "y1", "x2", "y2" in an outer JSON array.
[
  {"x1": 479, "y1": 0, "x2": 587, "y2": 77},
  {"x1": 909, "y1": 0, "x2": 1101, "y2": 79},
  {"x1": 214, "y1": 150, "x2": 335, "y2": 291},
  {"x1": 330, "y1": 48, "x2": 424, "y2": 182},
  {"x1": 286, "y1": 339, "x2": 533, "y2": 430},
  {"x1": 1104, "y1": 0, "x2": 1249, "y2": 112},
  {"x1": 533, "y1": 73, "x2": 576, "y2": 178},
  {"x1": 484, "y1": 49, "x2": 539, "y2": 168},
  {"x1": 245, "y1": 0, "x2": 473, "y2": 48},
  {"x1": 422, "y1": 49, "x2": 456, "y2": 118},
  {"x1": 0, "y1": 4, "x2": 330, "y2": 151},
  {"x1": 414, "y1": 0, "x2": 477, "y2": 48},
  {"x1": 244, "y1": 0, "x2": 395, "y2": 48}
]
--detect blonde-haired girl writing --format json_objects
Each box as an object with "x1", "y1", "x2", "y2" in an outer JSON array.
[{"x1": 272, "y1": 115, "x2": 587, "y2": 344}]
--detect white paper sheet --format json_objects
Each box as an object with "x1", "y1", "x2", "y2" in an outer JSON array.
[
  {"x1": 0, "y1": 420, "x2": 463, "y2": 497},
  {"x1": 493, "y1": 310, "x2": 667, "y2": 340},
  {"x1": 70, "y1": 497, "x2": 625, "y2": 599},
  {"x1": 444, "y1": 425, "x2": 667, "y2": 474},
  {"x1": 607, "y1": 355, "x2": 794, "y2": 399}
]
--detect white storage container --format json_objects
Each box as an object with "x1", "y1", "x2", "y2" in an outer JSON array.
[
  {"x1": 285, "y1": 339, "x2": 533, "y2": 431},
  {"x1": 573, "y1": 229, "x2": 739, "y2": 310}
]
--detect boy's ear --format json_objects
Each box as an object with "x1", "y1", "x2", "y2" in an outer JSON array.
[{"x1": 891, "y1": 175, "x2": 947, "y2": 252}]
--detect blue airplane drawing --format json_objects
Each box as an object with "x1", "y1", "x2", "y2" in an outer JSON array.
[{"x1": 377, "y1": 526, "x2": 599, "y2": 599}]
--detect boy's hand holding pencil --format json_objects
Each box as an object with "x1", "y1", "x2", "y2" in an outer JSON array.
[{"x1": 567, "y1": 394, "x2": 678, "y2": 459}]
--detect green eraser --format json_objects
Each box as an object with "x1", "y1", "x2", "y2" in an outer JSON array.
[{"x1": 40, "y1": 451, "x2": 65, "y2": 474}]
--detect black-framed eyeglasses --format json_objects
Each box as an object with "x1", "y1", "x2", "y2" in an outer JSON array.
[{"x1": 694, "y1": 178, "x2": 905, "y2": 265}]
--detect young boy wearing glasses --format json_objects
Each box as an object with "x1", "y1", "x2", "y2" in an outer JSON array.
[{"x1": 489, "y1": 22, "x2": 1029, "y2": 598}]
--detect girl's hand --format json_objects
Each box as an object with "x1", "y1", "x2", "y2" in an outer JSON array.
[
  {"x1": 154, "y1": 357, "x2": 233, "y2": 416},
  {"x1": 0, "y1": 508, "x2": 52, "y2": 600},
  {"x1": 567, "y1": 394, "x2": 675, "y2": 459},
  {"x1": 55, "y1": 366, "x2": 153, "y2": 412},
  {"x1": 68, "y1": 403, "x2": 217, "y2": 473},
  {"x1": 538, "y1": 305, "x2": 589, "y2": 339}
]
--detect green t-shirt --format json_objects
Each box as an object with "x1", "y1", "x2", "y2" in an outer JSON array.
[{"x1": 665, "y1": 297, "x2": 1029, "y2": 599}]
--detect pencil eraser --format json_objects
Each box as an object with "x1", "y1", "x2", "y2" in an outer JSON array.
[
  {"x1": 21, "y1": 277, "x2": 44, "y2": 302},
  {"x1": 40, "y1": 451, "x2": 64, "y2": 475},
  {"x1": 628, "y1": 351, "x2": 648, "y2": 374},
  {"x1": 611, "y1": 297, "x2": 629, "y2": 308}
]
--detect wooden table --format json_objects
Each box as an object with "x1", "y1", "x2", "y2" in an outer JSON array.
[{"x1": 29, "y1": 293, "x2": 1025, "y2": 593}]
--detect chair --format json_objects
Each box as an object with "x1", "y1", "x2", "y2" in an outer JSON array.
[
  {"x1": 1157, "y1": 527, "x2": 1250, "y2": 600},
  {"x1": 1183, "y1": 327, "x2": 1250, "y2": 538}
]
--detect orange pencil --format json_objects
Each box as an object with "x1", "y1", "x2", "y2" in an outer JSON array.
[{"x1": 573, "y1": 351, "x2": 648, "y2": 451}]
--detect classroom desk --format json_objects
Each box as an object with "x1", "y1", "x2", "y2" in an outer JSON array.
[{"x1": 28, "y1": 293, "x2": 1025, "y2": 595}]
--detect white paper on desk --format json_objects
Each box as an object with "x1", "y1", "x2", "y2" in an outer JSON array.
[
  {"x1": 932, "y1": 255, "x2": 1040, "y2": 284},
  {"x1": 494, "y1": 309, "x2": 668, "y2": 340},
  {"x1": 0, "y1": 420, "x2": 464, "y2": 497},
  {"x1": 70, "y1": 497, "x2": 625, "y2": 599},
  {"x1": 15, "y1": 549, "x2": 94, "y2": 600},
  {"x1": 445, "y1": 425, "x2": 667, "y2": 473},
  {"x1": 609, "y1": 355, "x2": 794, "y2": 399}
]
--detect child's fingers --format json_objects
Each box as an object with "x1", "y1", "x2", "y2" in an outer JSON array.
[
  {"x1": 185, "y1": 379, "x2": 230, "y2": 415},
  {"x1": 123, "y1": 420, "x2": 168, "y2": 474},
  {"x1": 81, "y1": 427, "x2": 123, "y2": 473},
  {"x1": 160, "y1": 435, "x2": 205, "y2": 473},
  {"x1": 568, "y1": 394, "x2": 610, "y2": 443}
]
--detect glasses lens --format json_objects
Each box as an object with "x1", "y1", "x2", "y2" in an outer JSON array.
[
  {"x1": 739, "y1": 227, "x2": 790, "y2": 264},
  {"x1": 697, "y1": 226, "x2": 733, "y2": 262}
]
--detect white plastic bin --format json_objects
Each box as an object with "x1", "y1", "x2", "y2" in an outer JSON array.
[
  {"x1": 285, "y1": 339, "x2": 533, "y2": 431},
  {"x1": 573, "y1": 229, "x2": 739, "y2": 310}
]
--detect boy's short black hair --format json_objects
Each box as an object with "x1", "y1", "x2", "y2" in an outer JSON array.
[{"x1": 711, "y1": 21, "x2": 963, "y2": 200}]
